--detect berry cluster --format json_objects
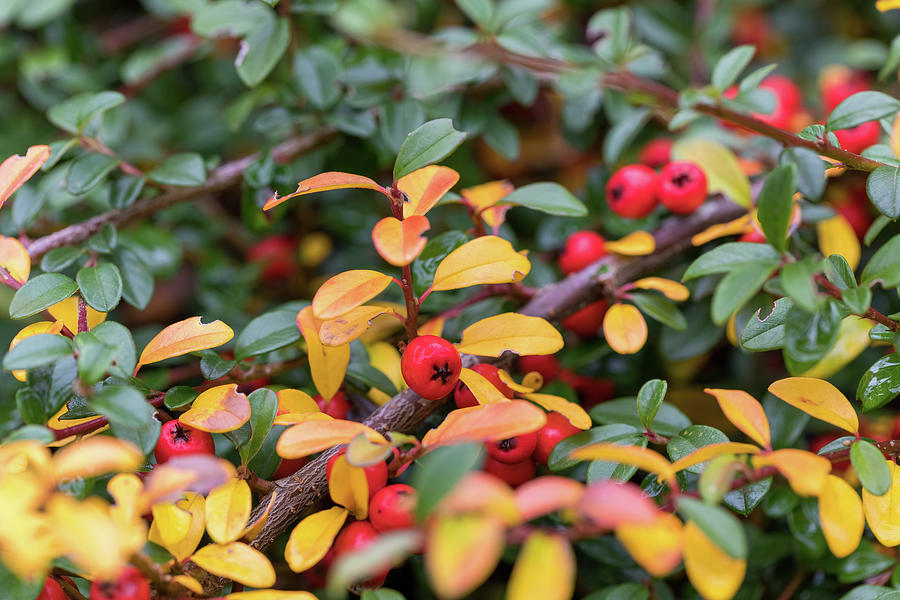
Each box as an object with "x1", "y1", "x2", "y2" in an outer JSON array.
[{"x1": 606, "y1": 160, "x2": 708, "y2": 220}]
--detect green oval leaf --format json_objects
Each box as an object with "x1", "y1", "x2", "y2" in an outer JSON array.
[
  {"x1": 500, "y1": 182, "x2": 587, "y2": 217},
  {"x1": 393, "y1": 119, "x2": 467, "y2": 181},
  {"x1": 636, "y1": 379, "x2": 667, "y2": 431},
  {"x1": 851, "y1": 439, "x2": 891, "y2": 496},
  {"x1": 826, "y1": 91, "x2": 900, "y2": 131},
  {"x1": 9, "y1": 273, "x2": 78, "y2": 319},
  {"x1": 76, "y1": 263, "x2": 123, "y2": 312},
  {"x1": 3, "y1": 334, "x2": 73, "y2": 370}
]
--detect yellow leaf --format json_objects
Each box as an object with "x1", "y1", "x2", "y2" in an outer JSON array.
[
  {"x1": 692, "y1": 214, "x2": 752, "y2": 246},
  {"x1": 358, "y1": 301, "x2": 406, "y2": 344},
  {"x1": 205, "y1": 478, "x2": 252, "y2": 544},
  {"x1": 506, "y1": 532, "x2": 575, "y2": 600},
  {"x1": 372, "y1": 215, "x2": 430, "y2": 266},
  {"x1": 673, "y1": 139, "x2": 751, "y2": 207},
  {"x1": 148, "y1": 493, "x2": 206, "y2": 561},
  {"x1": 819, "y1": 474, "x2": 864, "y2": 558},
  {"x1": 456, "y1": 313, "x2": 563, "y2": 357},
  {"x1": 801, "y1": 317, "x2": 873, "y2": 379},
  {"x1": 365, "y1": 341, "x2": 405, "y2": 405},
  {"x1": 522, "y1": 393, "x2": 591, "y2": 429},
  {"x1": 273, "y1": 412, "x2": 334, "y2": 426},
  {"x1": 328, "y1": 453, "x2": 369, "y2": 519},
  {"x1": 631, "y1": 277, "x2": 690, "y2": 301},
  {"x1": 47, "y1": 296, "x2": 106, "y2": 333},
  {"x1": 570, "y1": 443, "x2": 676, "y2": 488},
  {"x1": 417, "y1": 316, "x2": 444, "y2": 337},
  {"x1": 285, "y1": 506, "x2": 348, "y2": 572},
  {"x1": 431, "y1": 236, "x2": 530, "y2": 291},
  {"x1": 264, "y1": 172, "x2": 385, "y2": 211},
  {"x1": 242, "y1": 492, "x2": 277, "y2": 541},
  {"x1": 0, "y1": 236, "x2": 30, "y2": 284},
  {"x1": 704, "y1": 388, "x2": 771, "y2": 449},
  {"x1": 142, "y1": 455, "x2": 237, "y2": 505},
  {"x1": 0, "y1": 145, "x2": 50, "y2": 208},
  {"x1": 151, "y1": 501, "x2": 193, "y2": 548},
  {"x1": 605, "y1": 231, "x2": 656, "y2": 256},
  {"x1": 458, "y1": 367, "x2": 511, "y2": 404},
  {"x1": 877, "y1": 0, "x2": 900, "y2": 12},
  {"x1": 863, "y1": 459, "x2": 900, "y2": 546},
  {"x1": 297, "y1": 306, "x2": 349, "y2": 401},
  {"x1": 461, "y1": 180, "x2": 513, "y2": 213},
  {"x1": 180, "y1": 384, "x2": 251, "y2": 433},
  {"x1": 602, "y1": 303, "x2": 648, "y2": 355},
  {"x1": 137, "y1": 316, "x2": 234, "y2": 372},
  {"x1": 616, "y1": 512, "x2": 683, "y2": 577},
  {"x1": 498, "y1": 369, "x2": 540, "y2": 393},
  {"x1": 767, "y1": 377, "x2": 859, "y2": 434},
  {"x1": 669, "y1": 442, "x2": 761, "y2": 473},
  {"x1": 753, "y1": 449, "x2": 831, "y2": 497},
  {"x1": 514, "y1": 476, "x2": 583, "y2": 522},
  {"x1": 9, "y1": 320, "x2": 64, "y2": 381},
  {"x1": 192, "y1": 542, "x2": 276, "y2": 588},
  {"x1": 277, "y1": 419, "x2": 387, "y2": 458},
  {"x1": 398, "y1": 165, "x2": 459, "y2": 218},
  {"x1": 425, "y1": 514, "x2": 505, "y2": 600},
  {"x1": 52, "y1": 436, "x2": 142, "y2": 482},
  {"x1": 173, "y1": 575, "x2": 204, "y2": 595},
  {"x1": 276, "y1": 389, "x2": 320, "y2": 417},
  {"x1": 312, "y1": 270, "x2": 394, "y2": 320},
  {"x1": 683, "y1": 521, "x2": 746, "y2": 600},
  {"x1": 818, "y1": 215, "x2": 861, "y2": 271},
  {"x1": 228, "y1": 592, "x2": 318, "y2": 600},
  {"x1": 422, "y1": 401, "x2": 547, "y2": 448},
  {"x1": 107, "y1": 473, "x2": 143, "y2": 523},
  {"x1": 318, "y1": 305, "x2": 389, "y2": 347}
]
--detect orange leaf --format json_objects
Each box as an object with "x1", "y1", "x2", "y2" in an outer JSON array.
[
  {"x1": 421, "y1": 400, "x2": 547, "y2": 448},
  {"x1": 631, "y1": 277, "x2": 690, "y2": 301},
  {"x1": 297, "y1": 306, "x2": 349, "y2": 401},
  {"x1": 418, "y1": 316, "x2": 445, "y2": 337},
  {"x1": 437, "y1": 471, "x2": 520, "y2": 525},
  {"x1": 506, "y1": 532, "x2": 575, "y2": 600},
  {"x1": 863, "y1": 458, "x2": 900, "y2": 547},
  {"x1": 277, "y1": 419, "x2": 387, "y2": 459},
  {"x1": 753, "y1": 449, "x2": 831, "y2": 497},
  {"x1": 137, "y1": 317, "x2": 233, "y2": 373},
  {"x1": 372, "y1": 215, "x2": 430, "y2": 266},
  {"x1": 683, "y1": 521, "x2": 746, "y2": 600},
  {"x1": 425, "y1": 514, "x2": 505, "y2": 600},
  {"x1": 398, "y1": 165, "x2": 459, "y2": 218},
  {"x1": 819, "y1": 474, "x2": 864, "y2": 558},
  {"x1": 285, "y1": 507, "x2": 348, "y2": 573},
  {"x1": 9, "y1": 320, "x2": 64, "y2": 381},
  {"x1": 318, "y1": 305, "x2": 389, "y2": 347},
  {"x1": 768, "y1": 377, "x2": 859, "y2": 434},
  {"x1": 0, "y1": 236, "x2": 30, "y2": 284},
  {"x1": 522, "y1": 392, "x2": 591, "y2": 429},
  {"x1": 461, "y1": 180, "x2": 513, "y2": 213},
  {"x1": 669, "y1": 442, "x2": 761, "y2": 473},
  {"x1": 570, "y1": 443, "x2": 676, "y2": 488},
  {"x1": 577, "y1": 481, "x2": 658, "y2": 528},
  {"x1": 704, "y1": 388, "x2": 771, "y2": 449},
  {"x1": 327, "y1": 453, "x2": 369, "y2": 519},
  {"x1": 457, "y1": 367, "x2": 511, "y2": 404},
  {"x1": 616, "y1": 512, "x2": 683, "y2": 577},
  {"x1": 691, "y1": 214, "x2": 751, "y2": 246},
  {"x1": 431, "y1": 236, "x2": 531, "y2": 291},
  {"x1": 818, "y1": 214, "x2": 861, "y2": 271},
  {"x1": 605, "y1": 231, "x2": 655, "y2": 256},
  {"x1": 0, "y1": 145, "x2": 50, "y2": 208},
  {"x1": 602, "y1": 303, "x2": 648, "y2": 355},
  {"x1": 180, "y1": 385, "x2": 251, "y2": 433},
  {"x1": 241, "y1": 492, "x2": 277, "y2": 542},
  {"x1": 312, "y1": 270, "x2": 393, "y2": 320},
  {"x1": 514, "y1": 476, "x2": 584, "y2": 522},
  {"x1": 52, "y1": 437, "x2": 143, "y2": 482},
  {"x1": 263, "y1": 172, "x2": 385, "y2": 210}
]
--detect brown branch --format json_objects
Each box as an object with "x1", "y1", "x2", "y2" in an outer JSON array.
[{"x1": 814, "y1": 273, "x2": 900, "y2": 331}]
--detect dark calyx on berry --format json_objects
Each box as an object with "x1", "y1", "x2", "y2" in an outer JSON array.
[{"x1": 431, "y1": 362, "x2": 454, "y2": 384}]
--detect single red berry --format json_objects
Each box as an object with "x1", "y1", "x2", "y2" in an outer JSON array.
[
  {"x1": 517, "y1": 354, "x2": 560, "y2": 383},
  {"x1": 559, "y1": 231, "x2": 607, "y2": 275},
  {"x1": 246, "y1": 235, "x2": 297, "y2": 282},
  {"x1": 534, "y1": 412, "x2": 581, "y2": 465},
  {"x1": 154, "y1": 420, "x2": 215, "y2": 464},
  {"x1": 401, "y1": 335, "x2": 462, "y2": 400},
  {"x1": 89, "y1": 566, "x2": 151, "y2": 600},
  {"x1": 453, "y1": 363, "x2": 515, "y2": 409},
  {"x1": 272, "y1": 456, "x2": 309, "y2": 480},
  {"x1": 606, "y1": 165, "x2": 658, "y2": 219},
  {"x1": 327, "y1": 449, "x2": 388, "y2": 499},
  {"x1": 315, "y1": 391, "x2": 351, "y2": 419},
  {"x1": 333, "y1": 521, "x2": 389, "y2": 588},
  {"x1": 483, "y1": 456, "x2": 535, "y2": 487},
  {"x1": 37, "y1": 577, "x2": 67, "y2": 600},
  {"x1": 723, "y1": 75, "x2": 802, "y2": 131},
  {"x1": 638, "y1": 138, "x2": 673, "y2": 169},
  {"x1": 562, "y1": 300, "x2": 609, "y2": 338},
  {"x1": 304, "y1": 548, "x2": 334, "y2": 588},
  {"x1": 739, "y1": 229, "x2": 767, "y2": 243},
  {"x1": 369, "y1": 484, "x2": 417, "y2": 532},
  {"x1": 657, "y1": 162, "x2": 708, "y2": 215},
  {"x1": 820, "y1": 65, "x2": 869, "y2": 113},
  {"x1": 833, "y1": 121, "x2": 881, "y2": 154},
  {"x1": 486, "y1": 432, "x2": 538, "y2": 464},
  {"x1": 567, "y1": 375, "x2": 616, "y2": 411}
]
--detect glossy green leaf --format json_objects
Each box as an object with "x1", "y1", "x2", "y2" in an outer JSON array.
[
  {"x1": 861, "y1": 233, "x2": 900, "y2": 288},
  {"x1": 756, "y1": 164, "x2": 795, "y2": 252},
  {"x1": 66, "y1": 153, "x2": 119, "y2": 195},
  {"x1": 3, "y1": 334, "x2": 73, "y2": 370},
  {"x1": 724, "y1": 477, "x2": 772, "y2": 517},
  {"x1": 40, "y1": 247, "x2": 84, "y2": 273},
  {"x1": 393, "y1": 119, "x2": 467, "y2": 180},
  {"x1": 780, "y1": 258, "x2": 821, "y2": 313},
  {"x1": 741, "y1": 297, "x2": 792, "y2": 351},
  {"x1": 636, "y1": 379, "x2": 667, "y2": 431},
  {"x1": 857, "y1": 353, "x2": 900, "y2": 412},
  {"x1": 9, "y1": 273, "x2": 78, "y2": 319},
  {"x1": 234, "y1": 308, "x2": 302, "y2": 360},
  {"x1": 629, "y1": 292, "x2": 687, "y2": 330},
  {"x1": 677, "y1": 496, "x2": 747, "y2": 559},
  {"x1": 147, "y1": 153, "x2": 206, "y2": 187},
  {"x1": 165, "y1": 386, "x2": 199, "y2": 410},
  {"x1": 91, "y1": 320, "x2": 137, "y2": 377},
  {"x1": 711, "y1": 261, "x2": 778, "y2": 325},
  {"x1": 412, "y1": 231, "x2": 468, "y2": 296},
  {"x1": 783, "y1": 301, "x2": 842, "y2": 374},
  {"x1": 851, "y1": 439, "x2": 891, "y2": 496},
  {"x1": 683, "y1": 242, "x2": 780, "y2": 280},
  {"x1": 591, "y1": 397, "x2": 691, "y2": 438},
  {"x1": 76, "y1": 263, "x2": 123, "y2": 312},
  {"x1": 73, "y1": 332, "x2": 115, "y2": 384},
  {"x1": 826, "y1": 91, "x2": 900, "y2": 131},
  {"x1": 239, "y1": 388, "x2": 278, "y2": 464},
  {"x1": 667, "y1": 425, "x2": 729, "y2": 475}
]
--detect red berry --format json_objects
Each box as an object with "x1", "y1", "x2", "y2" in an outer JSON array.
[
  {"x1": 272, "y1": 456, "x2": 309, "y2": 480},
  {"x1": 327, "y1": 449, "x2": 388, "y2": 499},
  {"x1": 37, "y1": 577, "x2": 67, "y2": 600},
  {"x1": 759, "y1": 75, "x2": 803, "y2": 119},
  {"x1": 562, "y1": 300, "x2": 609, "y2": 338},
  {"x1": 483, "y1": 456, "x2": 535, "y2": 487},
  {"x1": 401, "y1": 335, "x2": 462, "y2": 400},
  {"x1": 833, "y1": 121, "x2": 881, "y2": 155},
  {"x1": 567, "y1": 375, "x2": 616, "y2": 411},
  {"x1": 739, "y1": 229, "x2": 767, "y2": 243},
  {"x1": 369, "y1": 484, "x2": 417, "y2": 532},
  {"x1": 657, "y1": 162, "x2": 708, "y2": 215},
  {"x1": 606, "y1": 165, "x2": 658, "y2": 219},
  {"x1": 820, "y1": 66, "x2": 869, "y2": 114},
  {"x1": 453, "y1": 363, "x2": 515, "y2": 409},
  {"x1": 558, "y1": 231, "x2": 607, "y2": 275},
  {"x1": 246, "y1": 235, "x2": 297, "y2": 282},
  {"x1": 304, "y1": 548, "x2": 334, "y2": 588},
  {"x1": 517, "y1": 354, "x2": 560, "y2": 383},
  {"x1": 154, "y1": 420, "x2": 215, "y2": 464},
  {"x1": 315, "y1": 391, "x2": 351, "y2": 419},
  {"x1": 333, "y1": 521, "x2": 389, "y2": 588},
  {"x1": 534, "y1": 412, "x2": 581, "y2": 465},
  {"x1": 89, "y1": 566, "x2": 151, "y2": 600},
  {"x1": 486, "y1": 432, "x2": 538, "y2": 464},
  {"x1": 638, "y1": 138, "x2": 673, "y2": 169}
]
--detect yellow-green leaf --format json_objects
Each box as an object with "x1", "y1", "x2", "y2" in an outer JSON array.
[
  {"x1": 425, "y1": 514, "x2": 505, "y2": 600},
  {"x1": 818, "y1": 215, "x2": 861, "y2": 271},
  {"x1": 456, "y1": 313, "x2": 563, "y2": 357},
  {"x1": 312, "y1": 270, "x2": 393, "y2": 320},
  {"x1": 327, "y1": 453, "x2": 369, "y2": 519},
  {"x1": 431, "y1": 236, "x2": 530, "y2": 291},
  {"x1": 506, "y1": 532, "x2": 574, "y2": 600},
  {"x1": 148, "y1": 493, "x2": 205, "y2": 561},
  {"x1": 616, "y1": 512, "x2": 683, "y2": 577},
  {"x1": 863, "y1": 458, "x2": 900, "y2": 547},
  {"x1": 457, "y1": 367, "x2": 511, "y2": 404}
]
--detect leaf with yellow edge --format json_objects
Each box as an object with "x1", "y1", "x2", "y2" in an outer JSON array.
[
  {"x1": 372, "y1": 215, "x2": 430, "y2": 266},
  {"x1": 192, "y1": 542, "x2": 276, "y2": 588},
  {"x1": 431, "y1": 236, "x2": 530, "y2": 291},
  {"x1": 605, "y1": 231, "x2": 656, "y2": 256},
  {"x1": 205, "y1": 479, "x2": 252, "y2": 544},
  {"x1": 522, "y1": 393, "x2": 591, "y2": 429},
  {"x1": 327, "y1": 453, "x2": 369, "y2": 519},
  {"x1": 497, "y1": 369, "x2": 540, "y2": 393},
  {"x1": 571, "y1": 443, "x2": 676, "y2": 487},
  {"x1": 52, "y1": 436, "x2": 142, "y2": 482},
  {"x1": 277, "y1": 419, "x2": 387, "y2": 458},
  {"x1": 753, "y1": 449, "x2": 831, "y2": 497},
  {"x1": 264, "y1": 172, "x2": 385, "y2": 211},
  {"x1": 276, "y1": 388, "x2": 320, "y2": 416},
  {"x1": 422, "y1": 400, "x2": 547, "y2": 448},
  {"x1": 136, "y1": 316, "x2": 233, "y2": 373},
  {"x1": 683, "y1": 520, "x2": 746, "y2": 600},
  {"x1": 425, "y1": 514, "x2": 505, "y2": 600},
  {"x1": 674, "y1": 139, "x2": 751, "y2": 208},
  {"x1": 273, "y1": 412, "x2": 334, "y2": 426},
  {"x1": 242, "y1": 492, "x2": 277, "y2": 541},
  {"x1": 602, "y1": 303, "x2": 648, "y2": 355},
  {"x1": 616, "y1": 512, "x2": 683, "y2": 577},
  {"x1": 704, "y1": 388, "x2": 772, "y2": 449},
  {"x1": 173, "y1": 575, "x2": 204, "y2": 595},
  {"x1": 228, "y1": 592, "x2": 318, "y2": 600},
  {"x1": 9, "y1": 320, "x2": 64, "y2": 381},
  {"x1": 0, "y1": 144, "x2": 50, "y2": 208},
  {"x1": 802, "y1": 316, "x2": 873, "y2": 379},
  {"x1": 297, "y1": 306, "x2": 349, "y2": 401},
  {"x1": 692, "y1": 214, "x2": 752, "y2": 246},
  {"x1": 0, "y1": 236, "x2": 30, "y2": 284},
  {"x1": 458, "y1": 367, "x2": 511, "y2": 404},
  {"x1": 285, "y1": 506, "x2": 348, "y2": 572},
  {"x1": 180, "y1": 385, "x2": 251, "y2": 433},
  {"x1": 631, "y1": 277, "x2": 690, "y2": 301},
  {"x1": 318, "y1": 305, "x2": 389, "y2": 347},
  {"x1": 514, "y1": 476, "x2": 584, "y2": 522},
  {"x1": 818, "y1": 215, "x2": 861, "y2": 271},
  {"x1": 863, "y1": 458, "x2": 900, "y2": 546},
  {"x1": 819, "y1": 474, "x2": 864, "y2": 558},
  {"x1": 48, "y1": 295, "x2": 106, "y2": 333},
  {"x1": 148, "y1": 493, "x2": 206, "y2": 561},
  {"x1": 461, "y1": 180, "x2": 513, "y2": 213},
  {"x1": 312, "y1": 270, "x2": 394, "y2": 320},
  {"x1": 506, "y1": 532, "x2": 574, "y2": 600},
  {"x1": 456, "y1": 313, "x2": 563, "y2": 357},
  {"x1": 398, "y1": 165, "x2": 459, "y2": 218},
  {"x1": 767, "y1": 377, "x2": 859, "y2": 434},
  {"x1": 669, "y1": 442, "x2": 761, "y2": 473}
]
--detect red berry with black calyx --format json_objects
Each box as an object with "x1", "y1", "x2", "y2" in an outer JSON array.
[
  {"x1": 487, "y1": 431, "x2": 538, "y2": 464},
  {"x1": 315, "y1": 391, "x2": 350, "y2": 419},
  {"x1": 272, "y1": 456, "x2": 308, "y2": 480},
  {"x1": 562, "y1": 300, "x2": 609, "y2": 338},
  {"x1": 534, "y1": 412, "x2": 581, "y2": 465},
  {"x1": 37, "y1": 577, "x2": 67, "y2": 600},
  {"x1": 454, "y1": 363, "x2": 515, "y2": 409},
  {"x1": 559, "y1": 231, "x2": 607, "y2": 275},
  {"x1": 333, "y1": 521, "x2": 389, "y2": 588},
  {"x1": 401, "y1": 335, "x2": 462, "y2": 400},
  {"x1": 154, "y1": 420, "x2": 215, "y2": 464},
  {"x1": 369, "y1": 484, "x2": 417, "y2": 532},
  {"x1": 606, "y1": 165, "x2": 658, "y2": 219},
  {"x1": 517, "y1": 354, "x2": 560, "y2": 383},
  {"x1": 483, "y1": 456, "x2": 535, "y2": 487},
  {"x1": 657, "y1": 162, "x2": 708, "y2": 215},
  {"x1": 89, "y1": 566, "x2": 151, "y2": 600},
  {"x1": 327, "y1": 449, "x2": 388, "y2": 499},
  {"x1": 638, "y1": 138, "x2": 673, "y2": 169}
]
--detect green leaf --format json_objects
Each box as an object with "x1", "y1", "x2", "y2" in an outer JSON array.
[
  {"x1": 234, "y1": 309, "x2": 302, "y2": 360},
  {"x1": 412, "y1": 442, "x2": 483, "y2": 520},
  {"x1": 346, "y1": 361, "x2": 398, "y2": 397},
  {"x1": 603, "y1": 107, "x2": 650, "y2": 166},
  {"x1": 87, "y1": 224, "x2": 117, "y2": 254},
  {"x1": 3, "y1": 334, "x2": 73, "y2": 370},
  {"x1": 756, "y1": 163, "x2": 796, "y2": 252},
  {"x1": 865, "y1": 215, "x2": 891, "y2": 246},
  {"x1": 66, "y1": 153, "x2": 120, "y2": 195},
  {"x1": 199, "y1": 351, "x2": 237, "y2": 380},
  {"x1": 483, "y1": 115, "x2": 519, "y2": 161},
  {"x1": 47, "y1": 91, "x2": 126, "y2": 134},
  {"x1": 857, "y1": 353, "x2": 900, "y2": 412},
  {"x1": 582, "y1": 583, "x2": 648, "y2": 600},
  {"x1": 677, "y1": 496, "x2": 747, "y2": 559},
  {"x1": 236, "y1": 16, "x2": 290, "y2": 87},
  {"x1": 826, "y1": 254, "x2": 858, "y2": 289},
  {"x1": 636, "y1": 379, "x2": 667, "y2": 431},
  {"x1": 851, "y1": 439, "x2": 891, "y2": 496},
  {"x1": 40, "y1": 246, "x2": 84, "y2": 272},
  {"x1": 393, "y1": 119, "x2": 467, "y2": 181},
  {"x1": 738, "y1": 64, "x2": 777, "y2": 94},
  {"x1": 741, "y1": 297, "x2": 792, "y2": 351},
  {"x1": 587, "y1": 436, "x2": 648, "y2": 483},
  {"x1": 672, "y1": 138, "x2": 750, "y2": 207},
  {"x1": 147, "y1": 153, "x2": 206, "y2": 187},
  {"x1": 9, "y1": 273, "x2": 78, "y2": 319},
  {"x1": 165, "y1": 386, "x2": 199, "y2": 410},
  {"x1": 239, "y1": 388, "x2": 277, "y2": 463},
  {"x1": 92, "y1": 321, "x2": 137, "y2": 377},
  {"x1": 0, "y1": 560, "x2": 44, "y2": 600},
  {"x1": 591, "y1": 397, "x2": 691, "y2": 438},
  {"x1": 826, "y1": 91, "x2": 900, "y2": 131},
  {"x1": 683, "y1": 242, "x2": 780, "y2": 280},
  {"x1": 547, "y1": 424, "x2": 640, "y2": 472},
  {"x1": 378, "y1": 99, "x2": 426, "y2": 154},
  {"x1": 293, "y1": 46, "x2": 342, "y2": 110},
  {"x1": 500, "y1": 182, "x2": 587, "y2": 217},
  {"x1": 629, "y1": 292, "x2": 687, "y2": 330},
  {"x1": 89, "y1": 385, "x2": 149, "y2": 428},
  {"x1": 74, "y1": 332, "x2": 115, "y2": 384},
  {"x1": 455, "y1": 0, "x2": 494, "y2": 30},
  {"x1": 866, "y1": 165, "x2": 900, "y2": 219},
  {"x1": 711, "y1": 261, "x2": 779, "y2": 325},
  {"x1": 711, "y1": 44, "x2": 755, "y2": 90},
  {"x1": 501, "y1": 66, "x2": 538, "y2": 106},
  {"x1": 667, "y1": 425, "x2": 729, "y2": 475},
  {"x1": 724, "y1": 477, "x2": 772, "y2": 517},
  {"x1": 870, "y1": 324, "x2": 894, "y2": 343},
  {"x1": 779, "y1": 147, "x2": 826, "y2": 201},
  {"x1": 361, "y1": 589, "x2": 407, "y2": 600},
  {"x1": 780, "y1": 258, "x2": 821, "y2": 313},
  {"x1": 4, "y1": 424, "x2": 54, "y2": 444},
  {"x1": 109, "y1": 175, "x2": 145, "y2": 209},
  {"x1": 861, "y1": 233, "x2": 900, "y2": 288},
  {"x1": 412, "y1": 231, "x2": 468, "y2": 296},
  {"x1": 783, "y1": 301, "x2": 842, "y2": 373},
  {"x1": 843, "y1": 286, "x2": 873, "y2": 315},
  {"x1": 76, "y1": 263, "x2": 123, "y2": 312},
  {"x1": 115, "y1": 248, "x2": 155, "y2": 310}
]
